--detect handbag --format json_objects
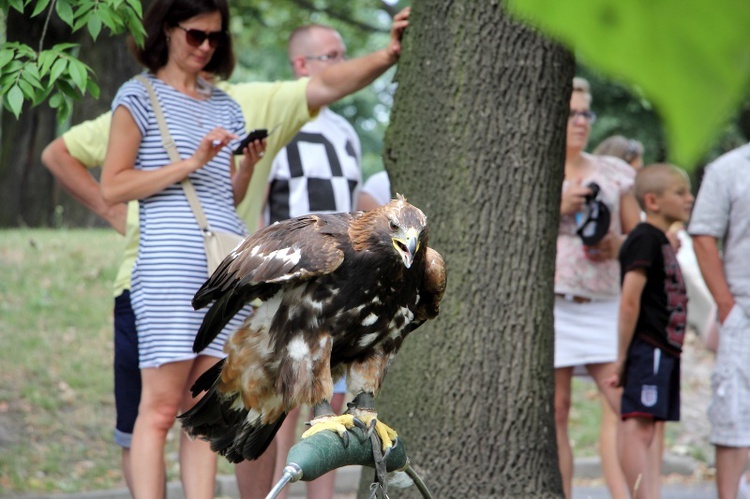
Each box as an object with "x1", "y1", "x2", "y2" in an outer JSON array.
[{"x1": 137, "y1": 75, "x2": 244, "y2": 275}]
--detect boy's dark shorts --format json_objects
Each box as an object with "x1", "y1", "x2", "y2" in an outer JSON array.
[
  {"x1": 621, "y1": 336, "x2": 680, "y2": 422},
  {"x1": 114, "y1": 290, "x2": 140, "y2": 448}
]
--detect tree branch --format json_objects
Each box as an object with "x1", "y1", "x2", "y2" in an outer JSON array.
[
  {"x1": 375, "y1": 0, "x2": 399, "y2": 18},
  {"x1": 39, "y1": 0, "x2": 58, "y2": 53},
  {"x1": 286, "y1": 0, "x2": 388, "y2": 34}
]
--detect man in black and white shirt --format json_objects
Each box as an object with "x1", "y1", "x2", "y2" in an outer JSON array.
[{"x1": 263, "y1": 24, "x2": 362, "y2": 227}]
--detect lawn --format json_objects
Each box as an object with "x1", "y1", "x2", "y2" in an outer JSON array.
[{"x1": 0, "y1": 229, "x2": 233, "y2": 494}]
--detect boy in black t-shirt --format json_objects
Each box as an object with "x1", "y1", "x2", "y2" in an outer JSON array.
[{"x1": 605, "y1": 163, "x2": 694, "y2": 498}]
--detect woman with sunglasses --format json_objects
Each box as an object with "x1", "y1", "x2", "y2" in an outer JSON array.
[
  {"x1": 553, "y1": 77, "x2": 642, "y2": 499},
  {"x1": 101, "y1": 0, "x2": 265, "y2": 496}
]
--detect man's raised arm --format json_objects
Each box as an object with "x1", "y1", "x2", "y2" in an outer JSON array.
[{"x1": 305, "y1": 7, "x2": 410, "y2": 110}]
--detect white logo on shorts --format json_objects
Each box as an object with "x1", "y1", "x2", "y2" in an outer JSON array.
[{"x1": 641, "y1": 385, "x2": 658, "y2": 407}]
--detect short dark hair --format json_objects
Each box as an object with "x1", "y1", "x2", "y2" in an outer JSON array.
[{"x1": 133, "y1": 0, "x2": 235, "y2": 80}]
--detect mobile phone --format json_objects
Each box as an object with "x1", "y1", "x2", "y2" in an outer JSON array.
[{"x1": 233, "y1": 129, "x2": 268, "y2": 155}]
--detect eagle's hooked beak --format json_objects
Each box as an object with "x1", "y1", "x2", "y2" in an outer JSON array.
[{"x1": 392, "y1": 227, "x2": 420, "y2": 268}]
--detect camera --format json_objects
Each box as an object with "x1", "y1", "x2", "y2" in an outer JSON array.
[{"x1": 584, "y1": 182, "x2": 600, "y2": 203}]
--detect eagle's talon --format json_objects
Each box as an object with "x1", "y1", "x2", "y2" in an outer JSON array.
[
  {"x1": 366, "y1": 418, "x2": 377, "y2": 439},
  {"x1": 382, "y1": 443, "x2": 392, "y2": 461},
  {"x1": 341, "y1": 429, "x2": 350, "y2": 448},
  {"x1": 343, "y1": 409, "x2": 398, "y2": 455},
  {"x1": 352, "y1": 417, "x2": 368, "y2": 431}
]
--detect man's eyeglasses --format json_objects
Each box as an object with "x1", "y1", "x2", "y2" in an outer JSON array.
[
  {"x1": 304, "y1": 52, "x2": 347, "y2": 63},
  {"x1": 177, "y1": 25, "x2": 225, "y2": 48},
  {"x1": 569, "y1": 110, "x2": 597, "y2": 124}
]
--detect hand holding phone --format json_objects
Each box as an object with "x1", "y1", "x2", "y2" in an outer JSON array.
[{"x1": 233, "y1": 129, "x2": 268, "y2": 155}]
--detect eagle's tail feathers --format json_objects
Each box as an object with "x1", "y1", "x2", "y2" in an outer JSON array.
[
  {"x1": 190, "y1": 358, "x2": 226, "y2": 397},
  {"x1": 235, "y1": 413, "x2": 287, "y2": 461},
  {"x1": 193, "y1": 292, "x2": 246, "y2": 352},
  {"x1": 179, "y1": 360, "x2": 286, "y2": 463},
  {"x1": 180, "y1": 359, "x2": 243, "y2": 441}
]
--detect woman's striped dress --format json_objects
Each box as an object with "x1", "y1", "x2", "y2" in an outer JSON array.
[{"x1": 112, "y1": 73, "x2": 251, "y2": 368}]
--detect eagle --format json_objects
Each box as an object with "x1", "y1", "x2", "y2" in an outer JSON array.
[{"x1": 179, "y1": 195, "x2": 446, "y2": 463}]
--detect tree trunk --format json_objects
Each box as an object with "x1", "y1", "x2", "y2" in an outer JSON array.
[
  {"x1": 0, "y1": 12, "x2": 139, "y2": 228},
  {"x1": 358, "y1": 1, "x2": 574, "y2": 497}
]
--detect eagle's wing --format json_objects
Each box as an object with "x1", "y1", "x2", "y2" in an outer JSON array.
[
  {"x1": 192, "y1": 214, "x2": 348, "y2": 353},
  {"x1": 403, "y1": 246, "x2": 447, "y2": 339}
]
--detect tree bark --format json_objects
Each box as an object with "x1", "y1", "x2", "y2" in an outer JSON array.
[{"x1": 358, "y1": 1, "x2": 573, "y2": 496}]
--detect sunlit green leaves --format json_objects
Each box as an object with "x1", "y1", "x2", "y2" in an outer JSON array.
[
  {"x1": 507, "y1": 0, "x2": 750, "y2": 166},
  {"x1": 0, "y1": 0, "x2": 144, "y2": 121},
  {"x1": 0, "y1": 42, "x2": 96, "y2": 121}
]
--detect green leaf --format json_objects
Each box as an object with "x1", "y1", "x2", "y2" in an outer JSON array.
[
  {"x1": 506, "y1": 0, "x2": 750, "y2": 167},
  {"x1": 2, "y1": 59, "x2": 24, "y2": 75},
  {"x1": 50, "y1": 42, "x2": 79, "y2": 52},
  {"x1": 86, "y1": 11, "x2": 102, "y2": 38},
  {"x1": 17, "y1": 78, "x2": 35, "y2": 98},
  {"x1": 21, "y1": 66, "x2": 44, "y2": 89},
  {"x1": 0, "y1": 49, "x2": 14, "y2": 69},
  {"x1": 23, "y1": 62, "x2": 41, "y2": 80},
  {"x1": 57, "y1": 97, "x2": 72, "y2": 123},
  {"x1": 86, "y1": 76, "x2": 100, "y2": 99},
  {"x1": 6, "y1": 84, "x2": 24, "y2": 118},
  {"x1": 48, "y1": 58, "x2": 67, "y2": 85},
  {"x1": 48, "y1": 90, "x2": 62, "y2": 108},
  {"x1": 55, "y1": 0, "x2": 74, "y2": 26},
  {"x1": 31, "y1": 0, "x2": 51, "y2": 17},
  {"x1": 97, "y1": 5, "x2": 117, "y2": 30},
  {"x1": 124, "y1": 0, "x2": 142, "y2": 17},
  {"x1": 68, "y1": 59, "x2": 88, "y2": 92},
  {"x1": 37, "y1": 50, "x2": 56, "y2": 75},
  {"x1": 7, "y1": 0, "x2": 24, "y2": 13}
]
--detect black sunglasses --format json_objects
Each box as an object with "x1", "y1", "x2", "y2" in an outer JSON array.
[{"x1": 176, "y1": 25, "x2": 225, "y2": 48}]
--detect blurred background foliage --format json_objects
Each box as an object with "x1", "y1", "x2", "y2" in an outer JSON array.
[
  {"x1": 508, "y1": 0, "x2": 750, "y2": 169},
  {"x1": 583, "y1": 62, "x2": 750, "y2": 184}
]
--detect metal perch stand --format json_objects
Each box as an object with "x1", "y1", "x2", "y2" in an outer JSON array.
[{"x1": 264, "y1": 427, "x2": 433, "y2": 499}]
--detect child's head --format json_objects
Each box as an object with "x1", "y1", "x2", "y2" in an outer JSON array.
[{"x1": 634, "y1": 163, "x2": 694, "y2": 225}]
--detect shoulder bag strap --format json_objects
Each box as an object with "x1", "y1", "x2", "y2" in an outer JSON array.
[{"x1": 135, "y1": 74, "x2": 210, "y2": 232}]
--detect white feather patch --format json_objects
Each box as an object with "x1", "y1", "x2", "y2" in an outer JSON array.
[
  {"x1": 361, "y1": 313, "x2": 378, "y2": 326},
  {"x1": 287, "y1": 336, "x2": 310, "y2": 361}
]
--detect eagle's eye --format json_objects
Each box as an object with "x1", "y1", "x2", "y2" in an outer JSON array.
[{"x1": 389, "y1": 220, "x2": 400, "y2": 231}]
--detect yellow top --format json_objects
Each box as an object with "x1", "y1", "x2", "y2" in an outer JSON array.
[{"x1": 62, "y1": 77, "x2": 315, "y2": 296}]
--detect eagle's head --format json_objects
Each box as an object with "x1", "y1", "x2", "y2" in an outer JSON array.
[{"x1": 352, "y1": 194, "x2": 428, "y2": 269}]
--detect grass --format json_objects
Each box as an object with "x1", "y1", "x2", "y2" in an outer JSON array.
[
  {"x1": 0, "y1": 229, "x2": 700, "y2": 495},
  {"x1": 0, "y1": 229, "x2": 236, "y2": 495}
]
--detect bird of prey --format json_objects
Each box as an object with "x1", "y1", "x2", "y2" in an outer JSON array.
[{"x1": 179, "y1": 195, "x2": 446, "y2": 463}]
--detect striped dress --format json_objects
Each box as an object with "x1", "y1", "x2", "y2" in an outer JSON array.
[{"x1": 112, "y1": 73, "x2": 251, "y2": 368}]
